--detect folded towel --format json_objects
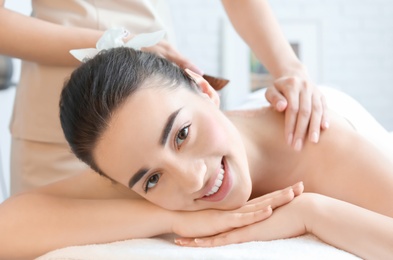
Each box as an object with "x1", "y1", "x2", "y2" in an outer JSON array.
[{"x1": 37, "y1": 234, "x2": 360, "y2": 260}]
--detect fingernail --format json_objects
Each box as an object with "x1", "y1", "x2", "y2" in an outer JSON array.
[
  {"x1": 266, "y1": 205, "x2": 272, "y2": 212},
  {"x1": 311, "y1": 131, "x2": 319, "y2": 143},
  {"x1": 174, "y1": 239, "x2": 181, "y2": 245},
  {"x1": 294, "y1": 138, "x2": 303, "y2": 151},
  {"x1": 175, "y1": 238, "x2": 190, "y2": 246},
  {"x1": 287, "y1": 133, "x2": 293, "y2": 146},
  {"x1": 323, "y1": 121, "x2": 330, "y2": 129},
  {"x1": 194, "y1": 238, "x2": 204, "y2": 244},
  {"x1": 276, "y1": 101, "x2": 286, "y2": 111}
]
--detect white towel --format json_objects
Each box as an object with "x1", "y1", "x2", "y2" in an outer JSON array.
[{"x1": 37, "y1": 234, "x2": 360, "y2": 260}]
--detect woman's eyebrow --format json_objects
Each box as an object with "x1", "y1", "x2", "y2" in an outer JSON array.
[
  {"x1": 128, "y1": 168, "x2": 149, "y2": 188},
  {"x1": 160, "y1": 107, "x2": 182, "y2": 146}
]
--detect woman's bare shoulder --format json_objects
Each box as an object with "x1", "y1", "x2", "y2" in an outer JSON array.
[
  {"x1": 302, "y1": 110, "x2": 393, "y2": 215},
  {"x1": 28, "y1": 170, "x2": 141, "y2": 200}
]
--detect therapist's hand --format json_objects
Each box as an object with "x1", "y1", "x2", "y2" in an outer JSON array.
[
  {"x1": 265, "y1": 75, "x2": 329, "y2": 151},
  {"x1": 143, "y1": 40, "x2": 203, "y2": 75}
]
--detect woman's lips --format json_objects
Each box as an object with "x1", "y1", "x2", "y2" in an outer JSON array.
[{"x1": 199, "y1": 157, "x2": 232, "y2": 202}]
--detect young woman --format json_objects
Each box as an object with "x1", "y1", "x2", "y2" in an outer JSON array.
[{"x1": 0, "y1": 47, "x2": 392, "y2": 260}]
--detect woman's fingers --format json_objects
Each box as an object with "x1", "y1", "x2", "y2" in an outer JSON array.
[
  {"x1": 174, "y1": 183, "x2": 305, "y2": 242},
  {"x1": 172, "y1": 205, "x2": 272, "y2": 238},
  {"x1": 221, "y1": 206, "x2": 273, "y2": 229},
  {"x1": 175, "y1": 193, "x2": 309, "y2": 248},
  {"x1": 175, "y1": 228, "x2": 249, "y2": 247},
  {"x1": 244, "y1": 187, "x2": 294, "y2": 211},
  {"x1": 245, "y1": 182, "x2": 304, "y2": 207}
]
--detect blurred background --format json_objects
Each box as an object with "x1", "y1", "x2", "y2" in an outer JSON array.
[{"x1": 1, "y1": 0, "x2": 393, "y2": 201}]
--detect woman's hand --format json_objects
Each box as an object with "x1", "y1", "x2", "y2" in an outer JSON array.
[
  {"x1": 265, "y1": 75, "x2": 329, "y2": 151},
  {"x1": 175, "y1": 189, "x2": 311, "y2": 247},
  {"x1": 172, "y1": 182, "x2": 304, "y2": 242}
]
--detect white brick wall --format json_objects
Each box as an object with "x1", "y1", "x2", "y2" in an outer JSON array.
[
  {"x1": 168, "y1": 0, "x2": 393, "y2": 131},
  {"x1": 168, "y1": 0, "x2": 226, "y2": 76}
]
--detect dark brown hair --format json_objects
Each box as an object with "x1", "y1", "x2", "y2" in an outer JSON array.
[{"x1": 60, "y1": 47, "x2": 197, "y2": 175}]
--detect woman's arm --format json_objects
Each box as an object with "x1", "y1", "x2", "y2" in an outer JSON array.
[
  {"x1": 0, "y1": 181, "x2": 303, "y2": 260},
  {"x1": 178, "y1": 193, "x2": 393, "y2": 260},
  {"x1": 0, "y1": 193, "x2": 173, "y2": 259},
  {"x1": 305, "y1": 194, "x2": 393, "y2": 260}
]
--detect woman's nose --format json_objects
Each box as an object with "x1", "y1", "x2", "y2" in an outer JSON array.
[{"x1": 167, "y1": 158, "x2": 206, "y2": 192}]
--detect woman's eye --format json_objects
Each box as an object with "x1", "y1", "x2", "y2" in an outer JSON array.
[
  {"x1": 175, "y1": 125, "x2": 190, "y2": 148},
  {"x1": 144, "y1": 173, "x2": 161, "y2": 193}
]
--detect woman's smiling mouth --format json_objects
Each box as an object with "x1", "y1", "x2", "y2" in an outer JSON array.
[
  {"x1": 204, "y1": 165, "x2": 224, "y2": 197},
  {"x1": 199, "y1": 157, "x2": 232, "y2": 202}
]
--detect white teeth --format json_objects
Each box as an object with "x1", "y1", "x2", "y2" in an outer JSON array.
[
  {"x1": 204, "y1": 167, "x2": 225, "y2": 197},
  {"x1": 218, "y1": 168, "x2": 224, "y2": 179}
]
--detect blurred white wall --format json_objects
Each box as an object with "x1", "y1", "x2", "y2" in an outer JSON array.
[{"x1": 168, "y1": 0, "x2": 393, "y2": 130}]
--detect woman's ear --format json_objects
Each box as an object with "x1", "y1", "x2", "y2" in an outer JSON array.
[{"x1": 185, "y1": 69, "x2": 220, "y2": 107}]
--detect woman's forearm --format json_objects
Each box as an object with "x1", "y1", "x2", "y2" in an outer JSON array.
[
  {"x1": 181, "y1": 192, "x2": 393, "y2": 260},
  {"x1": 305, "y1": 193, "x2": 393, "y2": 260},
  {"x1": 0, "y1": 6, "x2": 102, "y2": 66},
  {"x1": 0, "y1": 191, "x2": 273, "y2": 259},
  {"x1": 0, "y1": 193, "x2": 173, "y2": 260}
]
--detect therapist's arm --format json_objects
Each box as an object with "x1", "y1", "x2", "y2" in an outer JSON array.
[
  {"x1": 0, "y1": 0, "x2": 101, "y2": 66},
  {"x1": 221, "y1": 0, "x2": 329, "y2": 149},
  {"x1": 0, "y1": 0, "x2": 201, "y2": 72}
]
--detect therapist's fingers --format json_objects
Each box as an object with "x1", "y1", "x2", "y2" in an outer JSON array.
[
  {"x1": 265, "y1": 86, "x2": 288, "y2": 112},
  {"x1": 281, "y1": 80, "x2": 300, "y2": 147},
  {"x1": 143, "y1": 40, "x2": 203, "y2": 75},
  {"x1": 168, "y1": 51, "x2": 203, "y2": 75},
  {"x1": 291, "y1": 88, "x2": 312, "y2": 151},
  {"x1": 303, "y1": 90, "x2": 329, "y2": 144},
  {"x1": 269, "y1": 75, "x2": 331, "y2": 150},
  {"x1": 307, "y1": 95, "x2": 324, "y2": 143},
  {"x1": 320, "y1": 95, "x2": 330, "y2": 130},
  {"x1": 264, "y1": 78, "x2": 297, "y2": 146}
]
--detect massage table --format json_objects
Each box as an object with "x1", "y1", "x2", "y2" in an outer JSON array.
[{"x1": 37, "y1": 87, "x2": 392, "y2": 260}]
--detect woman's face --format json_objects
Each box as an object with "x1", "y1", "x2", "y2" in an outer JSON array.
[{"x1": 94, "y1": 80, "x2": 252, "y2": 211}]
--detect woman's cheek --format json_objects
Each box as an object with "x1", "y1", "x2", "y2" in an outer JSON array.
[{"x1": 198, "y1": 115, "x2": 228, "y2": 149}]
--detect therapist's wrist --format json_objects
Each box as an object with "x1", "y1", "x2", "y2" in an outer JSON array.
[{"x1": 275, "y1": 62, "x2": 310, "y2": 81}]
